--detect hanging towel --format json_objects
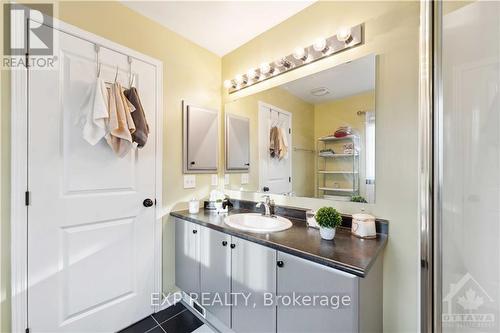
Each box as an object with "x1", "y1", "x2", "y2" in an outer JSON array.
[
  {"x1": 83, "y1": 77, "x2": 109, "y2": 145},
  {"x1": 124, "y1": 87, "x2": 149, "y2": 148},
  {"x1": 105, "y1": 82, "x2": 136, "y2": 157},
  {"x1": 269, "y1": 126, "x2": 280, "y2": 158},
  {"x1": 278, "y1": 127, "x2": 289, "y2": 160}
]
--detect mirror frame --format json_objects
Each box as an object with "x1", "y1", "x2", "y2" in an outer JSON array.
[
  {"x1": 225, "y1": 113, "x2": 251, "y2": 172},
  {"x1": 182, "y1": 100, "x2": 219, "y2": 174}
]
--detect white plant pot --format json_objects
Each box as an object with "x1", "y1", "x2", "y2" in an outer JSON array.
[{"x1": 319, "y1": 227, "x2": 336, "y2": 240}]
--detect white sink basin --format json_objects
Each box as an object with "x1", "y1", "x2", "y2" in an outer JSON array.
[{"x1": 224, "y1": 213, "x2": 292, "y2": 233}]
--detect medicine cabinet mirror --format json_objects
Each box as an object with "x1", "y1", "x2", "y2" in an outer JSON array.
[
  {"x1": 225, "y1": 114, "x2": 250, "y2": 171},
  {"x1": 183, "y1": 102, "x2": 218, "y2": 173},
  {"x1": 223, "y1": 54, "x2": 376, "y2": 203}
]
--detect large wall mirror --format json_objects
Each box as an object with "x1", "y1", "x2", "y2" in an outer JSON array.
[{"x1": 224, "y1": 54, "x2": 376, "y2": 203}]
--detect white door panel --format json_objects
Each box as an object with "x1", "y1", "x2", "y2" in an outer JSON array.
[
  {"x1": 28, "y1": 25, "x2": 157, "y2": 332},
  {"x1": 259, "y1": 104, "x2": 292, "y2": 194}
]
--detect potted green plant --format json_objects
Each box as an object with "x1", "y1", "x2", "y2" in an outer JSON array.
[{"x1": 315, "y1": 207, "x2": 343, "y2": 240}]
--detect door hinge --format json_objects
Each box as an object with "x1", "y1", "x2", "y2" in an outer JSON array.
[
  {"x1": 25, "y1": 53, "x2": 29, "y2": 68},
  {"x1": 25, "y1": 191, "x2": 31, "y2": 206},
  {"x1": 25, "y1": 328, "x2": 30, "y2": 333}
]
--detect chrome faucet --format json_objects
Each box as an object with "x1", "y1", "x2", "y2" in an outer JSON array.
[{"x1": 256, "y1": 195, "x2": 275, "y2": 217}]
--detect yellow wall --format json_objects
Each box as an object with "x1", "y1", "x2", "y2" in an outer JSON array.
[
  {"x1": 225, "y1": 87, "x2": 315, "y2": 197},
  {"x1": 0, "y1": 2, "x2": 221, "y2": 331},
  {"x1": 222, "y1": 1, "x2": 420, "y2": 332},
  {"x1": 314, "y1": 91, "x2": 375, "y2": 196}
]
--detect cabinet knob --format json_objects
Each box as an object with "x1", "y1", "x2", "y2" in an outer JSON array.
[
  {"x1": 192, "y1": 229, "x2": 197, "y2": 234},
  {"x1": 277, "y1": 260, "x2": 284, "y2": 268},
  {"x1": 190, "y1": 161, "x2": 196, "y2": 165},
  {"x1": 230, "y1": 243, "x2": 236, "y2": 249},
  {"x1": 222, "y1": 241, "x2": 227, "y2": 246}
]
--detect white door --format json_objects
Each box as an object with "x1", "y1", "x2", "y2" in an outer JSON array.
[
  {"x1": 258, "y1": 103, "x2": 292, "y2": 194},
  {"x1": 28, "y1": 24, "x2": 158, "y2": 332}
]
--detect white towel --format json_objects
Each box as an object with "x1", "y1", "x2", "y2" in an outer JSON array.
[{"x1": 83, "y1": 77, "x2": 109, "y2": 145}]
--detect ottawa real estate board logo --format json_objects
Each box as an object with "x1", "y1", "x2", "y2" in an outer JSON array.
[
  {"x1": 443, "y1": 273, "x2": 496, "y2": 330},
  {"x1": 3, "y1": 3, "x2": 56, "y2": 68}
]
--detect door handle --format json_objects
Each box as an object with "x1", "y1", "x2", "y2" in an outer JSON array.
[{"x1": 143, "y1": 198, "x2": 154, "y2": 207}]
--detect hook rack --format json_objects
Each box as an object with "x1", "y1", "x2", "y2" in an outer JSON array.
[
  {"x1": 95, "y1": 44, "x2": 101, "y2": 77},
  {"x1": 128, "y1": 56, "x2": 134, "y2": 88}
]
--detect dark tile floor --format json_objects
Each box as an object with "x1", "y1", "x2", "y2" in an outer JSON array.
[{"x1": 118, "y1": 302, "x2": 204, "y2": 333}]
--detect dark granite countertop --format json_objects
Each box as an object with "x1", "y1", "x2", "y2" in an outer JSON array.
[{"x1": 170, "y1": 207, "x2": 387, "y2": 278}]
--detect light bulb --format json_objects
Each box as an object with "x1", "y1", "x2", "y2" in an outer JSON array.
[
  {"x1": 223, "y1": 80, "x2": 233, "y2": 89},
  {"x1": 235, "y1": 74, "x2": 247, "y2": 85},
  {"x1": 336, "y1": 27, "x2": 352, "y2": 43},
  {"x1": 313, "y1": 37, "x2": 328, "y2": 53},
  {"x1": 293, "y1": 47, "x2": 307, "y2": 61},
  {"x1": 247, "y1": 68, "x2": 258, "y2": 80},
  {"x1": 260, "y1": 62, "x2": 272, "y2": 75}
]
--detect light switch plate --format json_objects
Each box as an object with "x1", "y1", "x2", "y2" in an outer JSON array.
[
  {"x1": 211, "y1": 174, "x2": 218, "y2": 186},
  {"x1": 241, "y1": 173, "x2": 249, "y2": 185},
  {"x1": 183, "y1": 175, "x2": 196, "y2": 189},
  {"x1": 224, "y1": 174, "x2": 230, "y2": 185}
]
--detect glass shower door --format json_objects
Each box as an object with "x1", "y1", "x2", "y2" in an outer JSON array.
[{"x1": 440, "y1": 1, "x2": 500, "y2": 331}]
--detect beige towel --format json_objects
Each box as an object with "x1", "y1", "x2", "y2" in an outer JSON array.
[
  {"x1": 269, "y1": 126, "x2": 280, "y2": 158},
  {"x1": 106, "y1": 83, "x2": 136, "y2": 157},
  {"x1": 278, "y1": 127, "x2": 288, "y2": 160}
]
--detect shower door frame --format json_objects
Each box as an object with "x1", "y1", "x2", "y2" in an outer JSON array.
[{"x1": 419, "y1": 0, "x2": 443, "y2": 332}]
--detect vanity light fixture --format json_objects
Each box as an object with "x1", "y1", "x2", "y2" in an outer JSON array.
[
  {"x1": 275, "y1": 57, "x2": 292, "y2": 69},
  {"x1": 313, "y1": 37, "x2": 329, "y2": 53},
  {"x1": 336, "y1": 27, "x2": 353, "y2": 44},
  {"x1": 246, "y1": 68, "x2": 259, "y2": 81},
  {"x1": 260, "y1": 62, "x2": 273, "y2": 75},
  {"x1": 223, "y1": 79, "x2": 235, "y2": 89},
  {"x1": 293, "y1": 47, "x2": 308, "y2": 61},
  {"x1": 224, "y1": 24, "x2": 363, "y2": 93},
  {"x1": 235, "y1": 74, "x2": 247, "y2": 85}
]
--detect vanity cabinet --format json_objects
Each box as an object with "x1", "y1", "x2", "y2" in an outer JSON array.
[
  {"x1": 174, "y1": 217, "x2": 382, "y2": 333},
  {"x1": 276, "y1": 251, "x2": 358, "y2": 332},
  {"x1": 175, "y1": 220, "x2": 200, "y2": 296},
  {"x1": 199, "y1": 227, "x2": 232, "y2": 328},
  {"x1": 231, "y1": 237, "x2": 276, "y2": 333}
]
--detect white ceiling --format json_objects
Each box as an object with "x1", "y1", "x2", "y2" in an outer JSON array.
[
  {"x1": 122, "y1": 1, "x2": 315, "y2": 56},
  {"x1": 281, "y1": 55, "x2": 376, "y2": 104}
]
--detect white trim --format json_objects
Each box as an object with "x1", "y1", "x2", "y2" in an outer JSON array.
[
  {"x1": 257, "y1": 101, "x2": 293, "y2": 194},
  {"x1": 11, "y1": 16, "x2": 164, "y2": 331}
]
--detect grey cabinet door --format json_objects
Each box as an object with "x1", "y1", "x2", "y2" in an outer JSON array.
[
  {"x1": 199, "y1": 228, "x2": 232, "y2": 328},
  {"x1": 276, "y1": 251, "x2": 359, "y2": 333},
  {"x1": 175, "y1": 219, "x2": 200, "y2": 296},
  {"x1": 231, "y1": 237, "x2": 276, "y2": 333}
]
